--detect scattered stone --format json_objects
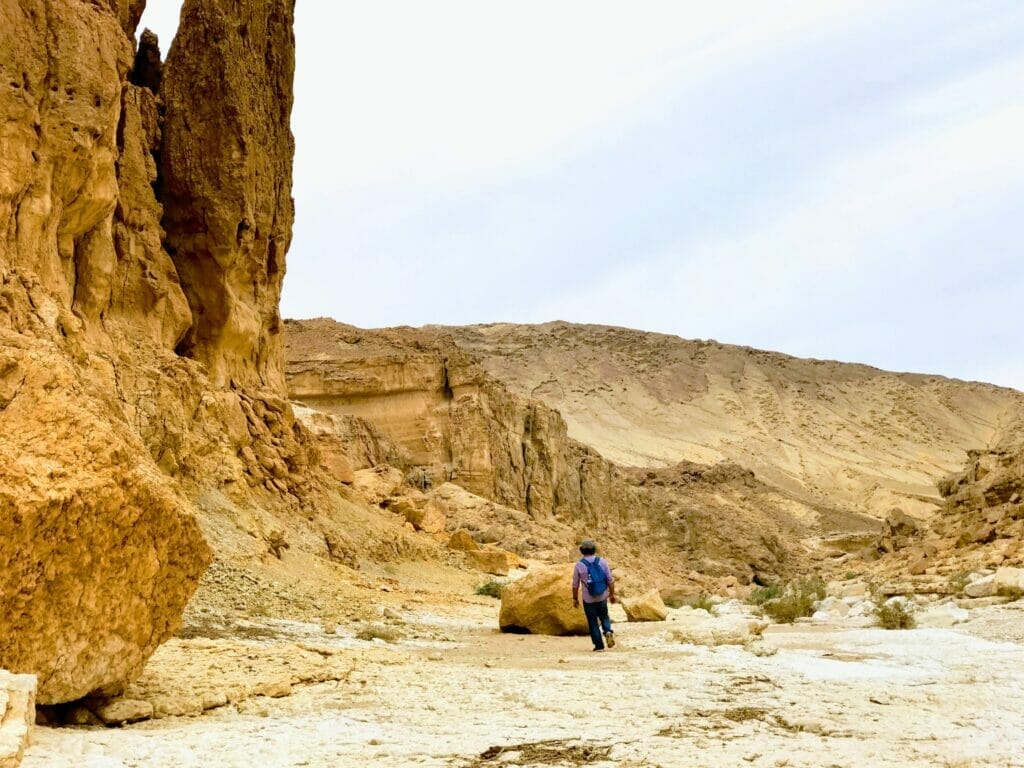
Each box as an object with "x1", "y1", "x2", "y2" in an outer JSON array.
[
  {"x1": 621, "y1": 590, "x2": 669, "y2": 622},
  {"x1": 466, "y1": 550, "x2": 510, "y2": 576},
  {"x1": 965, "y1": 575, "x2": 996, "y2": 598},
  {"x1": 916, "y1": 603, "x2": 970, "y2": 628},
  {"x1": 0, "y1": 670, "x2": 35, "y2": 767},
  {"x1": 90, "y1": 698, "x2": 155, "y2": 726},
  {"x1": 447, "y1": 529, "x2": 479, "y2": 552},
  {"x1": 670, "y1": 614, "x2": 767, "y2": 647},
  {"x1": 402, "y1": 499, "x2": 447, "y2": 535},
  {"x1": 994, "y1": 567, "x2": 1024, "y2": 594},
  {"x1": 842, "y1": 582, "x2": 868, "y2": 598}
]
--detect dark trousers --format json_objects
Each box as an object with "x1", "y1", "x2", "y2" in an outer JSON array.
[{"x1": 583, "y1": 600, "x2": 612, "y2": 649}]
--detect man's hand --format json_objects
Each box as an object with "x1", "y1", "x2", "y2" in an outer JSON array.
[
  {"x1": 609, "y1": 592, "x2": 617, "y2": 604},
  {"x1": 572, "y1": 598, "x2": 580, "y2": 609}
]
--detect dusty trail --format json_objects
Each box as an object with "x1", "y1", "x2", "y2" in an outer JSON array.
[{"x1": 23, "y1": 599, "x2": 1024, "y2": 768}]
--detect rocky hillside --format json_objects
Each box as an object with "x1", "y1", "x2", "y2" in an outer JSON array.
[
  {"x1": 871, "y1": 434, "x2": 1024, "y2": 577},
  {"x1": 0, "y1": 0, "x2": 327, "y2": 704},
  {"x1": 440, "y1": 322, "x2": 1024, "y2": 520},
  {"x1": 285, "y1": 318, "x2": 869, "y2": 588}
]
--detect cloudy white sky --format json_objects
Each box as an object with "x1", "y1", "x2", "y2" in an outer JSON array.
[{"x1": 141, "y1": 2, "x2": 1024, "y2": 390}]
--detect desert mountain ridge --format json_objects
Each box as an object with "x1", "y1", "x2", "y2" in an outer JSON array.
[{"x1": 423, "y1": 320, "x2": 1024, "y2": 519}]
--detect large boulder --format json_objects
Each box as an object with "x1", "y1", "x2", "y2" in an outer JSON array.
[
  {"x1": 499, "y1": 565, "x2": 588, "y2": 635},
  {"x1": 0, "y1": 346, "x2": 212, "y2": 704},
  {"x1": 0, "y1": 670, "x2": 36, "y2": 768},
  {"x1": 621, "y1": 589, "x2": 668, "y2": 622}
]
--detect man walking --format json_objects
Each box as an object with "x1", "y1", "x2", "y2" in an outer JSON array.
[{"x1": 571, "y1": 539, "x2": 616, "y2": 651}]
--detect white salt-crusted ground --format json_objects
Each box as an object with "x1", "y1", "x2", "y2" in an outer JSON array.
[{"x1": 24, "y1": 601, "x2": 1024, "y2": 768}]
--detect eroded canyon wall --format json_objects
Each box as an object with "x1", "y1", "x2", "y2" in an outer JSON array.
[
  {"x1": 0, "y1": 0, "x2": 308, "y2": 704},
  {"x1": 160, "y1": 0, "x2": 296, "y2": 391},
  {"x1": 285, "y1": 318, "x2": 814, "y2": 582}
]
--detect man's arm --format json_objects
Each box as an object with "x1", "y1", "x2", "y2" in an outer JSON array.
[
  {"x1": 572, "y1": 564, "x2": 581, "y2": 607},
  {"x1": 606, "y1": 561, "x2": 616, "y2": 604}
]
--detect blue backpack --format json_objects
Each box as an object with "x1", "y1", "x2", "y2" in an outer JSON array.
[{"x1": 580, "y1": 557, "x2": 608, "y2": 596}]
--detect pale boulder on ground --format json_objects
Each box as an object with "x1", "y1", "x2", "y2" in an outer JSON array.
[
  {"x1": 916, "y1": 602, "x2": 970, "y2": 628},
  {"x1": 0, "y1": 670, "x2": 35, "y2": 768},
  {"x1": 499, "y1": 565, "x2": 588, "y2": 635},
  {"x1": 621, "y1": 590, "x2": 668, "y2": 622},
  {"x1": 965, "y1": 574, "x2": 996, "y2": 598},
  {"x1": 670, "y1": 611, "x2": 767, "y2": 647},
  {"x1": 88, "y1": 698, "x2": 154, "y2": 727},
  {"x1": 994, "y1": 567, "x2": 1024, "y2": 595}
]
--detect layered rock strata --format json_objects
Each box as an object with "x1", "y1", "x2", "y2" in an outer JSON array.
[{"x1": 286, "y1": 319, "x2": 823, "y2": 584}]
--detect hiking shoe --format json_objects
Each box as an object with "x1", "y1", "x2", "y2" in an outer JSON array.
[
  {"x1": 604, "y1": 631, "x2": 615, "y2": 648},
  {"x1": 592, "y1": 647, "x2": 604, "y2": 652}
]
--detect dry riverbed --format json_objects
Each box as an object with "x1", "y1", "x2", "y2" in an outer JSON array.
[{"x1": 23, "y1": 600, "x2": 1024, "y2": 768}]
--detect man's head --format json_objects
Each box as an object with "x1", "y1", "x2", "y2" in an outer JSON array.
[{"x1": 579, "y1": 539, "x2": 596, "y2": 556}]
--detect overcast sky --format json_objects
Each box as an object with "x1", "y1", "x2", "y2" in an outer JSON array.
[{"x1": 141, "y1": 2, "x2": 1024, "y2": 390}]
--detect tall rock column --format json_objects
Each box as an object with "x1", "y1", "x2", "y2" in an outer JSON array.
[
  {"x1": 160, "y1": 0, "x2": 296, "y2": 391},
  {"x1": 0, "y1": 0, "x2": 211, "y2": 705}
]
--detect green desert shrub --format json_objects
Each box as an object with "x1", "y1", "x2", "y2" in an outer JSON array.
[
  {"x1": 947, "y1": 570, "x2": 972, "y2": 595},
  {"x1": 759, "y1": 577, "x2": 827, "y2": 624},
  {"x1": 874, "y1": 598, "x2": 916, "y2": 629},
  {"x1": 475, "y1": 579, "x2": 504, "y2": 598},
  {"x1": 690, "y1": 593, "x2": 715, "y2": 612},
  {"x1": 747, "y1": 584, "x2": 782, "y2": 606},
  {"x1": 996, "y1": 585, "x2": 1024, "y2": 601}
]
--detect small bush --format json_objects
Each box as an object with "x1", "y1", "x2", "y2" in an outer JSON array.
[
  {"x1": 947, "y1": 570, "x2": 972, "y2": 595},
  {"x1": 356, "y1": 623, "x2": 404, "y2": 643},
  {"x1": 844, "y1": 571, "x2": 860, "y2": 581},
  {"x1": 475, "y1": 579, "x2": 504, "y2": 598},
  {"x1": 759, "y1": 577, "x2": 827, "y2": 624},
  {"x1": 747, "y1": 584, "x2": 782, "y2": 606},
  {"x1": 996, "y1": 585, "x2": 1024, "y2": 601},
  {"x1": 874, "y1": 599, "x2": 916, "y2": 629},
  {"x1": 691, "y1": 593, "x2": 715, "y2": 612}
]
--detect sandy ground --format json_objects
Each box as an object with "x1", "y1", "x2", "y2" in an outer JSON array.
[{"x1": 24, "y1": 599, "x2": 1024, "y2": 768}]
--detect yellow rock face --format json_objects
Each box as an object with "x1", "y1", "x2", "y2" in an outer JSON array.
[
  {"x1": 499, "y1": 565, "x2": 588, "y2": 636},
  {"x1": 621, "y1": 589, "x2": 669, "y2": 622},
  {"x1": 0, "y1": 0, "x2": 305, "y2": 704}
]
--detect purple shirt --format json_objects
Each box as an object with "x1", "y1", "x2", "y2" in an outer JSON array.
[{"x1": 573, "y1": 556, "x2": 613, "y2": 603}]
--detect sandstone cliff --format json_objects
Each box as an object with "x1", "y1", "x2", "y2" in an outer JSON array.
[
  {"x1": 440, "y1": 322, "x2": 1024, "y2": 520},
  {"x1": 160, "y1": 0, "x2": 296, "y2": 391},
  {"x1": 0, "y1": 0, "x2": 309, "y2": 704},
  {"x1": 285, "y1": 318, "x2": 830, "y2": 586}
]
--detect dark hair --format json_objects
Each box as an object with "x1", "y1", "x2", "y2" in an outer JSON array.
[{"x1": 579, "y1": 539, "x2": 596, "y2": 555}]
